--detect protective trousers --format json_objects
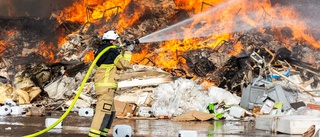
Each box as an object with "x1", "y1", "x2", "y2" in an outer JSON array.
[{"x1": 89, "y1": 65, "x2": 117, "y2": 137}]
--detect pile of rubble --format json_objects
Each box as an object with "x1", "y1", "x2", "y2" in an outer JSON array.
[{"x1": 1, "y1": 0, "x2": 320, "y2": 135}]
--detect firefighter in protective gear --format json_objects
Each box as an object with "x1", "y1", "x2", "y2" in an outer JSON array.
[{"x1": 88, "y1": 30, "x2": 132, "y2": 137}]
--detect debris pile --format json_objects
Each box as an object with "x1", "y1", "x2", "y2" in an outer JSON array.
[{"x1": 0, "y1": 0, "x2": 320, "y2": 135}]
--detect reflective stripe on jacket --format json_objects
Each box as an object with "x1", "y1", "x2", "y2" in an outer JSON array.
[
  {"x1": 94, "y1": 64, "x2": 118, "y2": 88},
  {"x1": 94, "y1": 46, "x2": 132, "y2": 88}
]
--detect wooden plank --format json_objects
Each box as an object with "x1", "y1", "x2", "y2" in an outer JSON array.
[
  {"x1": 118, "y1": 70, "x2": 170, "y2": 81},
  {"x1": 72, "y1": 90, "x2": 95, "y2": 104},
  {"x1": 271, "y1": 68, "x2": 317, "y2": 96},
  {"x1": 117, "y1": 77, "x2": 173, "y2": 88}
]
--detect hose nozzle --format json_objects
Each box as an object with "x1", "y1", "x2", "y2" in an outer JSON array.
[
  {"x1": 132, "y1": 39, "x2": 140, "y2": 44},
  {"x1": 124, "y1": 39, "x2": 140, "y2": 46}
]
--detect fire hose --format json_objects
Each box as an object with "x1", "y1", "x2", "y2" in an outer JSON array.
[{"x1": 23, "y1": 45, "x2": 119, "y2": 137}]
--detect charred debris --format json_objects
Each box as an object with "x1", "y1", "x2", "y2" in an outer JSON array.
[{"x1": 0, "y1": 2, "x2": 320, "y2": 124}]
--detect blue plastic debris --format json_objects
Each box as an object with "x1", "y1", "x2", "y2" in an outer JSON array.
[{"x1": 267, "y1": 69, "x2": 290, "y2": 81}]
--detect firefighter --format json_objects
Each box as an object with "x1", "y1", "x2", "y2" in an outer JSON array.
[{"x1": 89, "y1": 30, "x2": 133, "y2": 137}]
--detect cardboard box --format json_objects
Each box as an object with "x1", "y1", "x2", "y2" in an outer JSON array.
[
  {"x1": 256, "y1": 115, "x2": 320, "y2": 134},
  {"x1": 124, "y1": 103, "x2": 137, "y2": 116},
  {"x1": 307, "y1": 104, "x2": 320, "y2": 110},
  {"x1": 114, "y1": 100, "x2": 137, "y2": 116},
  {"x1": 115, "y1": 100, "x2": 126, "y2": 116}
]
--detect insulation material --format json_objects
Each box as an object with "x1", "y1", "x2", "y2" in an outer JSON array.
[
  {"x1": 44, "y1": 76, "x2": 73, "y2": 99},
  {"x1": 13, "y1": 73, "x2": 42, "y2": 104},
  {"x1": 15, "y1": 89, "x2": 28, "y2": 104},
  {"x1": 44, "y1": 72, "x2": 85, "y2": 99},
  {"x1": 0, "y1": 83, "x2": 15, "y2": 104},
  {"x1": 207, "y1": 86, "x2": 241, "y2": 106},
  {"x1": 65, "y1": 99, "x2": 91, "y2": 109},
  {"x1": 151, "y1": 78, "x2": 209, "y2": 117},
  {"x1": 114, "y1": 93, "x2": 139, "y2": 104},
  {"x1": 136, "y1": 92, "x2": 153, "y2": 106},
  {"x1": 14, "y1": 77, "x2": 35, "y2": 90}
]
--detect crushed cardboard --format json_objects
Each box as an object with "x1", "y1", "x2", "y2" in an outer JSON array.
[
  {"x1": 114, "y1": 100, "x2": 137, "y2": 117},
  {"x1": 172, "y1": 110, "x2": 214, "y2": 121}
]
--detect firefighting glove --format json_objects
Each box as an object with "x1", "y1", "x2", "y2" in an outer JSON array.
[
  {"x1": 123, "y1": 40, "x2": 134, "y2": 51},
  {"x1": 126, "y1": 44, "x2": 134, "y2": 51},
  {"x1": 124, "y1": 40, "x2": 131, "y2": 46}
]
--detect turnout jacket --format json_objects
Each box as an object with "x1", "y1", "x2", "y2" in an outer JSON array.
[{"x1": 94, "y1": 41, "x2": 132, "y2": 88}]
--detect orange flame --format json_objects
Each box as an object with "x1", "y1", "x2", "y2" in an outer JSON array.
[
  {"x1": 3, "y1": 0, "x2": 15, "y2": 16},
  {"x1": 58, "y1": 0, "x2": 143, "y2": 33},
  {"x1": 228, "y1": 41, "x2": 243, "y2": 56},
  {"x1": 132, "y1": 0, "x2": 320, "y2": 72},
  {"x1": 84, "y1": 50, "x2": 95, "y2": 62},
  {"x1": 37, "y1": 41, "x2": 57, "y2": 63},
  {"x1": 200, "y1": 78, "x2": 217, "y2": 90},
  {"x1": 57, "y1": 34, "x2": 68, "y2": 47},
  {"x1": 0, "y1": 40, "x2": 6, "y2": 56},
  {"x1": 0, "y1": 33, "x2": 15, "y2": 57},
  {"x1": 6, "y1": 29, "x2": 16, "y2": 37},
  {"x1": 2, "y1": 0, "x2": 318, "y2": 73}
]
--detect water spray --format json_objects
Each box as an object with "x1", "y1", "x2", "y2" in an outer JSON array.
[
  {"x1": 137, "y1": 0, "x2": 237, "y2": 43},
  {"x1": 137, "y1": 0, "x2": 308, "y2": 44}
]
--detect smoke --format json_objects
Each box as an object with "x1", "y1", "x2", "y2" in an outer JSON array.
[
  {"x1": 0, "y1": 0, "x2": 75, "y2": 17},
  {"x1": 139, "y1": 0, "x2": 238, "y2": 43},
  {"x1": 272, "y1": 0, "x2": 320, "y2": 39},
  {"x1": 139, "y1": 0, "x2": 320, "y2": 43},
  {"x1": 294, "y1": 0, "x2": 320, "y2": 39}
]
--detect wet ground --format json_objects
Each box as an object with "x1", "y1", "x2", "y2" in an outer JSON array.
[{"x1": 0, "y1": 112, "x2": 300, "y2": 137}]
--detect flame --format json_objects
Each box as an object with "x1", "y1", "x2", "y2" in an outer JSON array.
[
  {"x1": 57, "y1": 31, "x2": 68, "y2": 47},
  {"x1": 191, "y1": 0, "x2": 319, "y2": 49},
  {"x1": 131, "y1": 46, "x2": 150, "y2": 64},
  {"x1": 228, "y1": 41, "x2": 243, "y2": 56},
  {"x1": 6, "y1": 30, "x2": 16, "y2": 37},
  {"x1": 1, "y1": 0, "x2": 319, "y2": 76},
  {"x1": 84, "y1": 50, "x2": 95, "y2": 62},
  {"x1": 37, "y1": 41, "x2": 57, "y2": 63},
  {"x1": 56, "y1": 0, "x2": 320, "y2": 72},
  {"x1": 58, "y1": 0, "x2": 143, "y2": 33},
  {"x1": 133, "y1": 0, "x2": 320, "y2": 73},
  {"x1": 0, "y1": 40, "x2": 6, "y2": 56},
  {"x1": 0, "y1": 30, "x2": 15, "y2": 56},
  {"x1": 3, "y1": 0, "x2": 15, "y2": 16},
  {"x1": 200, "y1": 78, "x2": 217, "y2": 90},
  {"x1": 174, "y1": 0, "x2": 229, "y2": 13}
]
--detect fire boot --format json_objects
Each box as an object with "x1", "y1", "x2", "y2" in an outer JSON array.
[
  {"x1": 104, "y1": 111, "x2": 116, "y2": 133},
  {"x1": 89, "y1": 93, "x2": 115, "y2": 137},
  {"x1": 89, "y1": 113, "x2": 112, "y2": 137}
]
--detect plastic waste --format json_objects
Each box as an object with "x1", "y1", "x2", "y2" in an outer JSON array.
[
  {"x1": 113, "y1": 124, "x2": 132, "y2": 137},
  {"x1": 5, "y1": 99, "x2": 16, "y2": 107},
  {"x1": 45, "y1": 118, "x2": 62, "y2": 128},
  {"x1": 79, "y1": 108, "x2": 94, "y2": 117},
  {"x1": 10, "y1": 106, "x2": 24, "y2": 115},
  {"x1": 0, "y1": 105, "x2": 12, "y2": 116},
  {"x1": 178, "y1": 130, "x2": 197, "y2": 137},
  {"x1": 267, "y1": 69, "x2": 290, "y2": 81}
]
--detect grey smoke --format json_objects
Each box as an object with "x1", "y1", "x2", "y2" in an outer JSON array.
[
  {"x1": 272, "y1": 0, "x2": 320, "y2": 39},
  {"x1": 0, "y1": 0, "x2": 75, "y2": 17}
]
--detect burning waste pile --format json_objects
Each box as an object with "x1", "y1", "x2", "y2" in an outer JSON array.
[{"x1": 1, "y1": 0, "x2": 320, "y2": 135}]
